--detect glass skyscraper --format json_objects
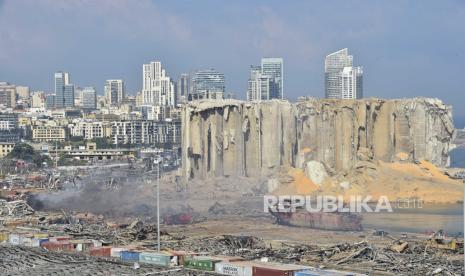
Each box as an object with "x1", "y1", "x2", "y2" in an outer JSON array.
[
  {"x1": 261, "y1": 58, "x2": 283, "y2": 99},
  {"x1": 176, "y1": 73, "x2": 190, "y2": 103},
  {"x1": 81, "y1": 87, "x2": 97, "y2": 109},
  {"x1": 325, "y1": 48, "x2": 363, "y2": 99},
  {"x1": 54, "y1": 72, "x2": 74, "y2": 108},
  {"x1": 191, "y1": 69, "x2": 225, "y2": 100}
]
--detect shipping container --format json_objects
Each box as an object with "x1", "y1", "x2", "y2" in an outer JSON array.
[
  {"x1": 33, "y1": 233, "x2": 49, "y2": 239},
  {"x1": 295, "y1": 269, "x2": 365, "y2": 276},
  {"x1": 184, "y1": 257, "x2": 220, "y2": 271},
  {"x1": 21, "y1": 236, "x2": 32, "y2": 247},
  {"x1": 251, "y1": 262, "x2": 311, "y2": 276},
  {"x1": 41, "y1": 241, "x2": 74, "y2": 252},
  {"x1": 22, "y1": 237, "x2": 42, "y2": 247},
  {"x1": 120, "y1": 251, "x2": 140, "y2": 262},
  {"x1": 162, "y1": 250, "x2": 197, "y2": 265},
  {"x1": 38, "y1": 238, "x2": 49, "y2": 246},
  {"x1": 139, "y1": 251, "x2": 172, "y2": 266},
  {"x1": 92, "y1": 240, "x2": 102, "y2": 247},
  {"x1": 49, "y1": 235, "x2": 72, "y2": 242},
  {"x1": 8, "y1": 233, "x2": 22, "y2": 245},
  {"x1": 253, "y1": 266, "x2": 295, "y2": 276},
  {"x1": 90, "y1": 246, "x2": 112, "y2": 257},
  {"x1": 215, "y1": 261, "x2": 253, "y2": 276},
  {"x1": 69, "y1": 239, "x2": 94, "y2": 252},
  {"x1": 110, "y1": 247, "x2": 125, "y2": 258},
  {"x1": 0, "y1": 232, "x2": 8, "y2": 243}
]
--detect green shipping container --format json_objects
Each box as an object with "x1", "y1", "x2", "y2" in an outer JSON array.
[
  {"x1": 139, "y1": 252, "x2": 171, "y2": 266},
  {"x1": 184, "y1": 258, "x2": 219, "y2": 271}
]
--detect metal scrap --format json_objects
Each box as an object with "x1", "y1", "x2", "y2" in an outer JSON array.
[{"x1": 0, "y1": 199, "x2": 35, "y2": 217}]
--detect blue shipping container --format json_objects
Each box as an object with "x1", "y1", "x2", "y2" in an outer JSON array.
[
  {"x1": 120, "y1": 251, "x2": 140, "y2": 262},
  {"x1": 39, "y1": 238, "x2": 49, "y2": 246}
]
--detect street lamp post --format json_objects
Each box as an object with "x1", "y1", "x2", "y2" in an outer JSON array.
[{"x1": 156, "y1": 160, "x2": 160, "y2": 252}]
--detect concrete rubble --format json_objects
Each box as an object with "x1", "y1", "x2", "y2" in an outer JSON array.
[
  {"x1": 0, "y1": 200, "x2": 35, "y2": 217},
  {"x1": 181, "y1": 98, "x2": 455, "y2": 180}
]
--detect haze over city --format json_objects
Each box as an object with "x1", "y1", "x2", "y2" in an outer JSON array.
[
  {"x1": 0, "y1": 1, "x2": 464, "y2": 275},
  {"x1": 1, "y1": 0, "x2": 464, "y2": 121}
]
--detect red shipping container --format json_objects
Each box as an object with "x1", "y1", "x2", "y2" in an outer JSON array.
[
  {"x1": 49, "y1": 236, "x2": 72, "y2": 242},
  {"x1": 90, "y1": 246, "x2": 112, "y2": 257},
  {"x1": 253, "y1": 266, "x2": 296, "y2": 276},
  {"x1": 41, "y1": 241, "x2": 74, "y2": 252}
]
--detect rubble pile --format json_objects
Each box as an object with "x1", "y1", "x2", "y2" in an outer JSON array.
[
  {"x1": 170, "y1": 235, "x2": 463, "y2": 275},
  {"x1": 37, "y1": 217, "x2": 165, "y2": 245},
  {"x1": 0, "y1": 199, "x2": 35, "y2": 217},
  {"x1": 0, "y1": 245, "x2": 217, "y2": 275},
  {"x1": 1, "y1": 200, "x2": 463, "y2": 275}
]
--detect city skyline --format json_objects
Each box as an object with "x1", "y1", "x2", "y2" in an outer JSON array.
[{"x1": 0, "y1": 1, "x2": 464, "y2": 119}]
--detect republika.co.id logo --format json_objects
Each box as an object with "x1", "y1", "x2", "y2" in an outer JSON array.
[{"x1": 264, "y1": 195, "x2": 424, "y2": 213}]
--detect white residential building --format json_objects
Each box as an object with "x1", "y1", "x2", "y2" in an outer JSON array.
[
  {"x1": 142, "y1": 61, "x2": 175, "y2": 106},
  {"x1": 31, "y1": 91, "x2": 46, "y2": 108},
  {"x1": 104, "y1": 80, "x2": 125, "y2": 105},
  {"x1": 69, "y1": 121, "x2": 111, "y2": 140},
  {"x1": 341, "y1": 66, "x2": 363, "y2": 99},
  {"x1": 16, "y1": 86, "x2": 30, "y2": 99},
  {"x1": 0, "y1": 82, "x2": 16, "y2": 108},
  {"x1": 247, "y1": 65, "x2": 274, "y2": 101},
  {"x1": 32, "y1": 125, "x2": 67, "y2": 142}
]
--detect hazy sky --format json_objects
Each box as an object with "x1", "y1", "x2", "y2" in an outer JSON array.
[{"x1": 1, "y1": 0, "x2": 464, "y2": 120}]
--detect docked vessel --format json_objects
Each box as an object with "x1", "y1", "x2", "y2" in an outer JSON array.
[{"x1": 270, "y1": 209, "x2": 363, "y2": 231}]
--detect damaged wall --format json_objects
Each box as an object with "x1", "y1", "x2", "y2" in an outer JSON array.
[{"x1": 181, "y1": 98, "x2": 455, "y2": 180}]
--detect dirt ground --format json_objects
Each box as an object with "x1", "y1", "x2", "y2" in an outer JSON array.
[{"x1": 164, "y1": 215, "x2": 428, "y2": 248}]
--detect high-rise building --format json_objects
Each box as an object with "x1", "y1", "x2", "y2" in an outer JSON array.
[
  {"x1": 325, "y1": 48, "x2": 363, "y2": 99},
  {"x1": 341, "y1": 66, "x2": 363, "y2": 99},
  {"x1": 177, "y1": 74, "x2": 190, "y2": 104},
  {"x1": 0, "y1": 82, "x2": 16, "y2": 108},
  {"x1": 104, "y1": 79, "x2": 125, "y2": 105},
  {"x1": 247, "y1": 65, "x2": 276, "y2": 101},
  {"x1": 64, "y1": 84, "x2": 75, "y2": 107},
  {"x1": 16, "y1": 86, "x2": 30, "y2": 99},
  {"x1": 0, "y1": 113, "x2": 18, "y2": 131},
  {"x1": 31, "y1": 91, "x2": 46, "y2": 108},
  {"x1": 191, "y1": 69, "x2": 225, "y2": 100},
  {"x1": 81, "y1": 87, "x2": 97, "y2": 109},
  {"x1": 74, "y1": 86, "x2": 82, "y2": 107},
  {"x1": 54, "y1": 72, "x2": 74, "y2": 108},
  {"x1": 142, "y1": 61, "x2": 175, "y2": 106},
  {"x1": 261, "y1": 58, "x2": 283, "y2": 99},
  {"x1": 45, "y1": 94, "x2": 56, "y2": 109},
  {"x1": 0, "y1": 113, "x2": 20, "y2": 143}
]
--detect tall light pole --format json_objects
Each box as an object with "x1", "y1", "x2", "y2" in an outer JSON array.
[{"x1": 156, "y1": 158, "x2": 161, "y2": 252}]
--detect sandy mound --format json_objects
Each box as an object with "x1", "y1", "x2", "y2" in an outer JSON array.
[{"x1": 274, "y1": 160, "x2": 464, "y2": 204}]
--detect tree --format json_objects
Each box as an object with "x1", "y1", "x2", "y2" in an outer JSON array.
[{"x1": 6, "y1": 143, "x2": 51, "y2": 168}]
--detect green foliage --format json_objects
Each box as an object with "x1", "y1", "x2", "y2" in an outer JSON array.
[
  {"x1": 69, "y1": 136, "x2": 85, "y2": 143},
  {"x1": 91, "y1": 137, "x2": 114, "y2": 149},
  {"x1": 57, "y1": 153, "x2": 88, "y2": 166},
  {"x1": 6, "y1": 143, "x2": 51, "y2": 167}
]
